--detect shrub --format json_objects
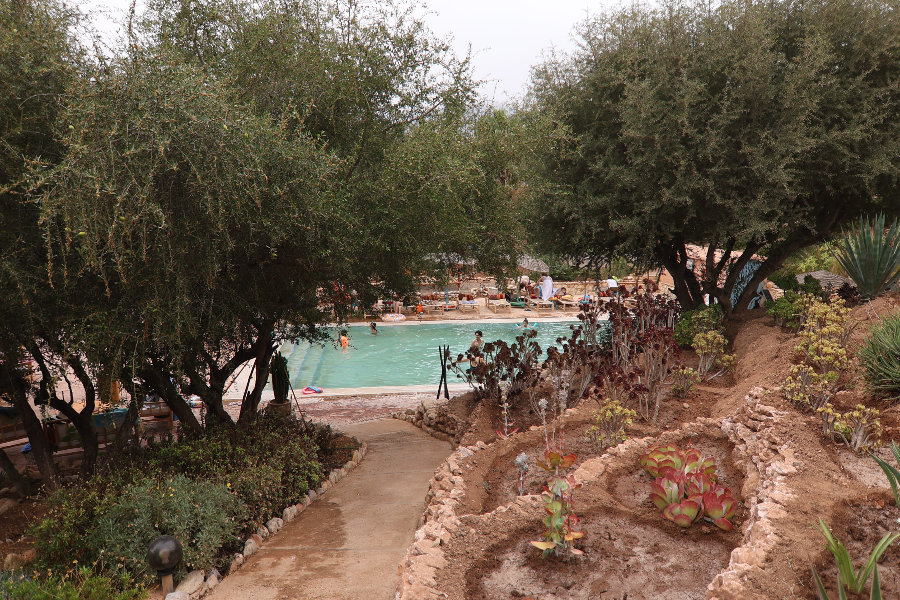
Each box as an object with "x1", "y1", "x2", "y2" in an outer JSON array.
[
  {"x1": 693, "y1": 331, "x2": 735, "y2": 381},
  {"x1": 767, "y1": 291, "x2": 803, "y2": 329},
  {"x1": 1, "y1": 569, "x2": 146, "y2": 600},
  {"x1": 587, "y1": 399, "x2": 636, "y2": 448},
  {"x1": 859, "y1": 313, "x2": 900, "y2": 400},
  {"x1": 812, "y1": 519, "x2": 898, "y2": 597},
  {"x1": 674, "y1": 305, "x2": 722, "y2": 348},
  {"x1": 671, "y1": 365, "x2": 700, "y2": 398},
  {"x1": 91, "y1": 475, "x2": 243, "y2": 584},
  {"x1": 32, "y1": 412, "x2": 326, "y2": 578},
  {"x1": 530, "y1": 451, "x2": 583, "y2": 558},
  {"x1": 830, "y1": 213, "x2": 900, "y2": 298},
  {"x1": 799, "y1": 274, "x2": 824, "y2": 297},
  {"x1": 818, "y1": 404, "x2": 882, "y2": 453}
]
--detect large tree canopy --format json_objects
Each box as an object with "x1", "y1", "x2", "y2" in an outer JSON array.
[
  {"x1": 527, "y1": 0, "x2": 900, "y2": 314},
  {"x1": 34, "y1": 0, "x2": 523, "y2": 430}
]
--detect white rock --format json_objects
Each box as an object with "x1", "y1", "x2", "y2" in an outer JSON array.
[
  {"x1": 283, "y1": 506, "x2": 297, "y2": 522},
  {"x1": 175, "y1": 570, "x2": 205, "y2": 595},
  {"x1": 243, "y1": 539, "x2": 259, "y2": 557},
  {"x1": 165, "y1": 593, "x2": 190, "y2": 600},
  {"x1": 256, "y1": 525, "x2": 269, "y2": 540},
  {"x1": 205, "y1": 569, "x2": 220, "y2": 590},
  {"x1": 266, "y1": 517, "x2": 284, "y2": 534}
]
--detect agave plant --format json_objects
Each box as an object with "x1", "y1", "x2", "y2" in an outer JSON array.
[
  {"x1": 813, "y1": 519, "x2": 899, "y2": 597},
  {"x1": 859, "y1": 314, "x2": 900, "y2": 400},
  {"x1": 829, "y1": 214, "x2": 900, "y2": 299}
]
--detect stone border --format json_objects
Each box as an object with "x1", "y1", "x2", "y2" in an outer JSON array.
[
  {"x1": 165, "y1": 439, "x2": 369, "y2": 600},
  {"x1": 394, "y1": 386, "x2": 796, "y2": 600},
  {"x1": 393, "y1": 406, "x2": 457, "y2": 444}
]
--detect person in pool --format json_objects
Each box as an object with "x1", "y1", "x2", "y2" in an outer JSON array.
[
  {"x1": 370, "y1": 322, "x2": 378, "y2": 334},
  {"x1": 339, "y1": 330, "x2": 349, "y2": 348},
  {"x1": 470, "y1": 330, "x2": 484, "y2": 351},
  {"x1": 517, "y1": 318, "x2": 534, "y2": 329}
]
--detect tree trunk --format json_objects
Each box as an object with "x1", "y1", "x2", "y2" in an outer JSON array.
[
  {"x1": 140, "y1": 360, "x2": 203, "y2": 434},
  {"x1": 238, "y1": 322, "x2": 277, "y2": 426}
]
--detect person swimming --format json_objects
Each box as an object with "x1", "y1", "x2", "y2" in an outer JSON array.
[
  {"x1": 369, "y1": 322, "x2": 378, "y2": 334},
  {"x1": 339, "y1": 330, "x2": 349, "y2": 348},
  {"x1": 470, "y1": 330, "x2": 484, "y2": 351},
  {"x1": 517, "y1": 318, "x2": 533, "y2": 329}
]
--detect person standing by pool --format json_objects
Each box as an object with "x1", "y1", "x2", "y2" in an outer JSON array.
[{"x1": 541, "y1": 273, "x2": 555, "y2": 301}]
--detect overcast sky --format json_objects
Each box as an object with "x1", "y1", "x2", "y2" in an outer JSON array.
[{"x1": 76, "y1": 0, "x2": 622, "y2": 103}]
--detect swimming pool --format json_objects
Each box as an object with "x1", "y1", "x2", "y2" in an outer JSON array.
[{"x1": 279, "y1": 320, "x2": 588, "y2": 390}]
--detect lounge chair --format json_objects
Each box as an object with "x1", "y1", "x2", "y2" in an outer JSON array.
[{"x1": 487, "y1": 298, "x2": 511, "y2": 313}]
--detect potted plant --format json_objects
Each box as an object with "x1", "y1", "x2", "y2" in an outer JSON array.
[{"x1": 269, "y1": 352, "x2": 292, "y2": 416}]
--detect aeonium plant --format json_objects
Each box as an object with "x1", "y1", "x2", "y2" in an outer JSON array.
[{"x1": 640, "y1": 444, "x2": 737, "y2": 531}]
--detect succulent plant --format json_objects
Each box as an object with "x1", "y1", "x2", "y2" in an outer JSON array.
[
  {"x1": 649, "y1": 476, "x2": 683, "y2": 510},
  {"x1": 639, "y1": 444, "x2": 681, "y2": 477},
  {"x1": 641, "y1": 443, "x2": 737, "y2": 531},
  {"x1": 702, "y1": 489, "x2": 737, "y2": 531},
  {"x1": 663, "y1": 499, "x2": 702, "y2": 527}
]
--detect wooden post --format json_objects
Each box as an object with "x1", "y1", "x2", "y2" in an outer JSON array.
[{"x1": 162, "y1": 573, "x2": 174, "y2": 595}]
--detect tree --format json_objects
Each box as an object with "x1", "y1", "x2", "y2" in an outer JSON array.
[
  {"x1": 527, "y1": 0, "x2": 900, "y2": 315},
  {"x1": 40, "y1": 0, "x2": 522, "y2": 428}
]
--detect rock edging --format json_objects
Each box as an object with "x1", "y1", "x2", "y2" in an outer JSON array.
[
  {"x1": 393, "y1": 399, "x2": 459, "y2": 444},
  {"x1": 165, "y1": 438, "x2": 369, "y2": 600}
]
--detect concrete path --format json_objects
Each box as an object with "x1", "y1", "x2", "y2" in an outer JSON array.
[{"x1": 206, "y1": 419, "x2": 453, "y2": 600}]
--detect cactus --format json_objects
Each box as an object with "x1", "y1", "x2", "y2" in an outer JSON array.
[{"x1": 270, "y1": 352, "x2": 290, "y2": 404}]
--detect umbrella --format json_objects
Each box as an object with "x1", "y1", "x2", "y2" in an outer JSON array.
[{"x1": 517, "y1": 255, "x2": 549, "y2": 272}]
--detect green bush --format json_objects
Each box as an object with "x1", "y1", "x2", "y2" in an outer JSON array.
[
  {"x1": 1, "y1": 569, "x2": 146, "y2": 600},
  {"x1": 830, "y1": 214, "x2": 900, "y2": 298},
  {"x1": 673, "y1": 305, "x2": 723, "y2": 348},
  {"x1": 859, "y1": 313, "x2": 900, "y2": 400},
  {"x1": 767, "y1": 291, "x2": 803, "y2": 329},
  {"x1": 32, "y1": 413, "x2": 327, "y2": 580},
  {"x1": 94, "y1": 475, "x2": 242, "y2": 584}
]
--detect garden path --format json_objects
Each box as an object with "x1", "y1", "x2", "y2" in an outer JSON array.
[{"x1": 205, "y1": 418, "x2": 452, "y2": 600}]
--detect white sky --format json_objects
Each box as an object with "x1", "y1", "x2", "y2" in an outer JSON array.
[{"x1": 76, "y1": 0, "x2": 622, "y2": 103}]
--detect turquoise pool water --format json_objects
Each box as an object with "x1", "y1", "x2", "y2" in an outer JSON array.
[{"x1": 280, "y1": 321, "x2": 584, "y2": 389}]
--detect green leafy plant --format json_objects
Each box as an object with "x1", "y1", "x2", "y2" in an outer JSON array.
[
  {"x1": 32, "y1": 413, "x2": 326, "y2": 578},
  {"x1": 812, "y1": 519, "x2": 899, "y2": 597},
  {"x1": 693, "y1": 330, "x2": 735, "y2": 381},
  {"x1": 92, "y1": 475, "x2": 243, "y2": 583},
  {"x1": 531, "y1": 451, "x2": 584, "y2": 557},
  {"x1": 870, "y1": 441, "x2": 900, "y2": 508},
  {"x1": 1, "y1": 569, "x2": 147, "y2": 600},
  {"x1": 671, "y1": 365, "x2": 701, "y2": 397},
  {"x1": 859, "y1": 314, "x2": 900, "y2": 400},
  {"x1": 817, "y1": 404, "x2": 882, "y2": 453},
  {"x1": 767, "y1": 291, "x2": 804, "y2": 329},
  {"x1": 830, "y1": 214, "x2": 900, "y2": 299},
  {"x1": 640, "y1": 445, "x2": 737, "y2": 531},
  {"x1": 586, "y1": 399, "x2": 636, "y2": 448},
  {"x1": 674, "y1": 305, "x2": 723, "y2": 348}
]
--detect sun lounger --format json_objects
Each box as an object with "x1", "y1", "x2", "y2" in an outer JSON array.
[
  {"x1": 557, "y1": 299, "x2": 580, "y2": 313},
  {"x1": 458, "y1": 302, "x2": 480, "y2": 314},
  {"x1": 487, "y1": 299, "x2": 511, "y2": 313},
  {"x1": 0, "y1": 414, "x2": 26, "y2": 445},
  {"x1": 531, "y1": 299, "x2": 554, "y2": 315}
]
